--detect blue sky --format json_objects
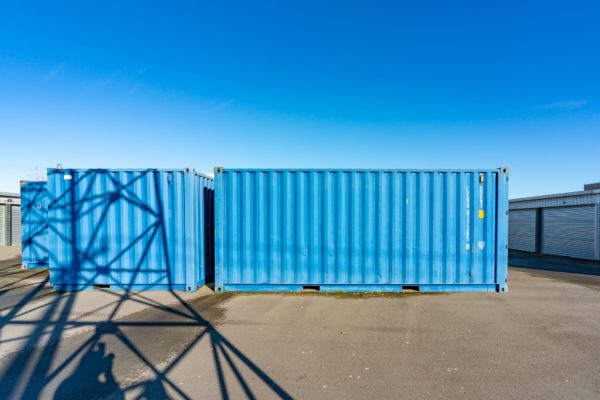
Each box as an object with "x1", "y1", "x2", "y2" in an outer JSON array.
[{"x1": 1, "y1": 1, "x2": 599, "y2": 198}]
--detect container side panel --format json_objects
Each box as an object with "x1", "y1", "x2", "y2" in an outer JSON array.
[
  {"x1": 215, "y1": 170, "x2": 225, "y2": 291},
  {"x1": 21, "y1": 182, "x2": 50, "y2": 267},
  {"x1": 495, "y1": 172, "x2": 509, "y2": 291},
  {"x1": 47, "y1": 169, "x2": 211, "y2": 289},
  {"x1": 216, "y1": 169, "x2": 503, "y2": 291}
]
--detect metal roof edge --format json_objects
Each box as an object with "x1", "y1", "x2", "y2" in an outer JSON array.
[
  {"x1": 45, "y1": 167, "x2": 215, "y2": 181},
  {"x1": 510, "y1": 189, "x2": 600, "y2": 203},
  {"x1": 47, "y1": 167, "x2": 189, "y2": 172},
  {"x1": 217, "y1": 168, "x2": 502, "y2": 173}
]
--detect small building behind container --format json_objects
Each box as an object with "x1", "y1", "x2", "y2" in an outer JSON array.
[
  {"x1": 47, "y1": 168, "x2": 214, "y2": 291},
  {"x1": 21, "y1": 181, "x2": 50, "y2": 268},
  {"x1": 0, "y1": 192, "x2": 21, "y2": 247},
  {"x1": 509, "y1": 184, "x2": 600, "y2": 260},
  {"x1": 214, "y1": 168, "x2": 509, "y2": 293}
]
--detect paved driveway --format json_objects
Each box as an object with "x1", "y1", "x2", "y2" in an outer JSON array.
[{"x1": 0, "y1": 251, "x2": 599, "y2": 399}]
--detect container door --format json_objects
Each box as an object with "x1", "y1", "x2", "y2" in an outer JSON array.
[
  {"x1": 49, "y1": 169, "x2": 191, "y2": 288},
  {"x1": 22, "y1": 184, "x2": 50, "y2": 265},
  {"x1": 541, "y1": 205, "x2": 597, "y2": 260}
]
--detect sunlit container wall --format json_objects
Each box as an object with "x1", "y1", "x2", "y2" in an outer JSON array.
[
  {"x1": 47, "y1": 168, "x2": 214, "y2": 291},
  {"x1": 215, "y1": 168, "x2": 509, "y2": 293},
  {"x1": 21, "y1": 181, "x2": 50, "y2": 268}
]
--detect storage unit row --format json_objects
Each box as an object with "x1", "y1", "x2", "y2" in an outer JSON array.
[{"x1": 509, "y1": 194, "x2": 600, "y2": 261}]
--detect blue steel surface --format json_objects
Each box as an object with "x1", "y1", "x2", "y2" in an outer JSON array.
[
  {"x1": 215, "y1": 168, "x2": 508, "y2": 292},
  {"x1": 495, "y1": 171, "x2": 510, "y2": 292},
  {"x1": 21, "y1": 181, "x2": 50, "y2": 268},
  {"x1": 219, "y1": 168, "x2": 501, "y2": 173},
  {"x1": 47, "y1": 168, "x2": 213, "y2": 291},
  {"x1": 221, "y1": 284, "x2": 498, "y2": 292}
]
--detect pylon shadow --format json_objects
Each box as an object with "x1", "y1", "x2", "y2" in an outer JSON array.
[{"x1": 0, "y1": 169, "x2": 291, "y2": 399}]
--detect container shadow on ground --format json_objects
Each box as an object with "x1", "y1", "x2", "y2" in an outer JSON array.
[
  {"x1": 509, "y1": 250, "x2": 600, "y2": 276},
  {"x1": 0, "y1": 169, "x2": 291, "y2": 400}
]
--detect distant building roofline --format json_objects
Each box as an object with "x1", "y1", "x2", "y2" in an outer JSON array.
[
  {"x1": 511, "y1": 188, "x2": 600, "y2": 203},
  {"x1": 0, "y1": 192, "x2": 19, "y2": 198}
]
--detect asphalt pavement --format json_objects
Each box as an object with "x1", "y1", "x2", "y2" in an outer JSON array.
[{"x1": 0, "y1": 250, "x2": 599, "y2": 399}]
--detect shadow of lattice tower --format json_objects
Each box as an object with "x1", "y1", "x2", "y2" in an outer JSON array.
[
  {"x1": 47, "y1": 168, "x2": 214, "y2": 291},
  {"x1": 21, "y1": 181, "x2": 50, "y2": 269}
]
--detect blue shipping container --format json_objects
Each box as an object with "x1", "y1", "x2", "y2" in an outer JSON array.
[
  {"x1": 21, "y1": 181, "x2": 50, "y2": 268},
  {"x1": 215, "y1": 168, "x2": 509, "y2": 293},
  {"x1": 47, "y1": 168, "x2": 214, "y2": 291}
]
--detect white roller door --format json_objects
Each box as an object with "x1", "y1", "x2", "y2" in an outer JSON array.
[
  {"x1": 509, "y1": 209, "x2": 537, "y2": 252},
  {"x1": 541, "y1": 205, "x2": 597, "y2": 260},
  {"x1": 11, "y1": 205, "x2": 21, "y2": 245},
  {"x1": 0, "y1": 205, "x2": 5, "y2": 245}
]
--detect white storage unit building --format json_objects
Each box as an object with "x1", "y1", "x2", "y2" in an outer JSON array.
[
  {"x1": 0, "y1": 204, "x2": 5, "y2": 246},
  {"x1": 509, "y1": 184, "x2": 600, "y2": 260},
  {"x1": 10, "y1": 205, "x2": 21, "y2": 245},
  {"x1": 0, "y1": 192, "x2": 21, "y2": 246}
]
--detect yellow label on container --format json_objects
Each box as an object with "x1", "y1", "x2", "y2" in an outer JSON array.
[{"x1": 478, "y1": 210, "x2": 485, "y2": 219}]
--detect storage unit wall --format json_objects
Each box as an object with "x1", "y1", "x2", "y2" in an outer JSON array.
[{"x1": 509, "y1": 188, "x2": 600, "y2": 260}]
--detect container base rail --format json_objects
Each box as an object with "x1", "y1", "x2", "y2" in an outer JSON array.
[{"x1": 217, "y1": 284, "x2": 502, "y2": 293}]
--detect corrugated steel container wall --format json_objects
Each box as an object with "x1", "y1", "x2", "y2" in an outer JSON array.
[
  {"x1": 47, "y1": 169, "x2": 214, "y2": 291},
  {"x1": 508, "y1": 209, "x2": 537, "y2": 252},
  {"x1": 215, "y1": 169, "x2": 509, "y2": 293},
  {"x1": 541, "y1": 205, "x2": 598, "y2": 260},
  {"x1": 21, "y1": 182, "x2": 50, "y2": 268}
]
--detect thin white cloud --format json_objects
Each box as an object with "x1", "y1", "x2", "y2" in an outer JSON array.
[
  {"x1": 539, "y1": 100, "x2": 587, "y2": 110},
  {"x1": 96, "y1": 67, "x2": 147, "y2": 91},
  {"x1": 127, "y1": 84, "x2": 141, "y2": 95},
  {"x1": 25, "y1": 166, "x2": 47, "y2": 182},
  {"x1": 195, "y1": 99, "x2": 235, "y2": 115},
  {"x1": 43, "y1": 62, "x2": 66, "y2": 81}
]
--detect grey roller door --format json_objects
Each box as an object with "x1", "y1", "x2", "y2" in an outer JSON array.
[
  {"x1": 509, "y1": 209, "x2": 537, "y2": 252},
  {"x1": 0, "y1": 205, "x2": 5, "y2": 245},
  {"x1": 11, "y1": 205, "x2": 21, "y2": 245},
  {"x1": 541, "y1": 205, "x2": 597, "y2": 260}
]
